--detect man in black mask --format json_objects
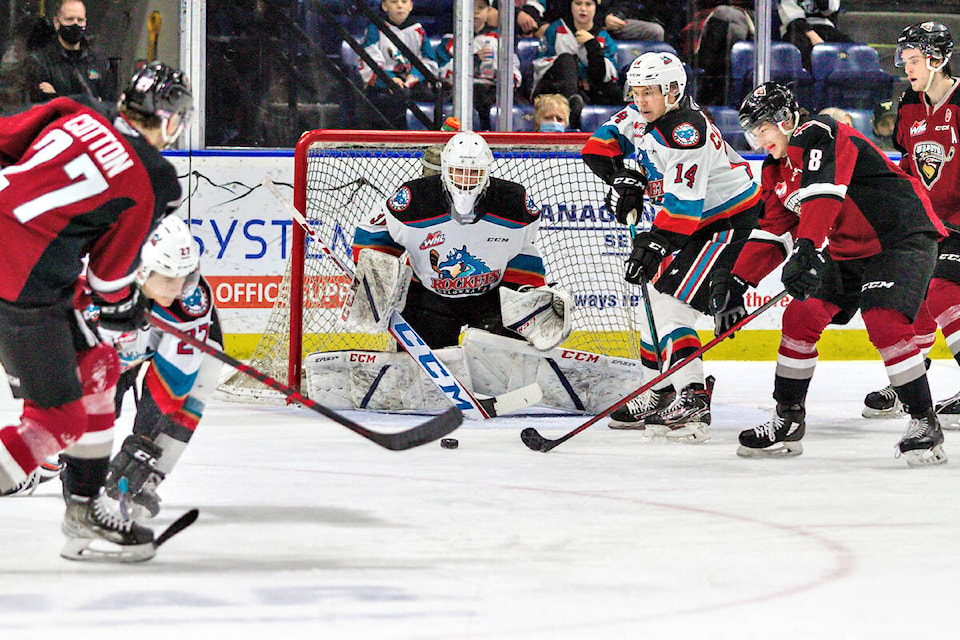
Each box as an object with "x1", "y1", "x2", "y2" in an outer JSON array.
[{"x1": 23, "y1": 0, "x2": 116, "y2": 104}]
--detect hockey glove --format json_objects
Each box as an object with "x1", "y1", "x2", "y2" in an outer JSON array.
[
  {"x1": 781, "y1": 238, "x2": 826, "y2": 301},
  {"x1": 607, "y1": 168, "x2": 648, "y2": 225},
  {"x1": 90, "y1": 286, "x2": 151, "y2": 333},
  {"x1": 709, "y1": 273, "x2": 749, "y2": 338},
  {"x1": 625, "y1": 231, "x2": 670, "y2": 284}
]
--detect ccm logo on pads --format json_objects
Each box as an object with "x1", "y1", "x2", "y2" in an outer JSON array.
[{"x1": 861, "y1": 280, "x2": 894, "y2": 291}]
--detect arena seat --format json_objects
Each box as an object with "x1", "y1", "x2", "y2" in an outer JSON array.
[
  {"x1": 489, "y1": 104, "x2": 536, "y2": 132},
  {"x1": 812, "y1": 43, "x2": 894, "y2": 111},
  {"x1": 707, "y1": 106, "x2": 752, "y2": 152},
  {"x1": 727, "y1": 41, "x2": 814, "y2": 109},
  {"x1": 578, "y1": 104, "x2": 623, "y2": 133}
]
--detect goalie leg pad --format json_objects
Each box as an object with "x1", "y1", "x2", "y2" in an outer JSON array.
[
  {"x1": 463, "y1": 328, "x2": 643, "y2": 413},
  {"x1": 340, "y1": 249, "x2": 412, "y2": 333},
  {"x1": 305, "y1": 348, "x2": 470, "y2": 412},
  {"x1": 499, "y1": 285, "x2": 574, "y2": 351}
]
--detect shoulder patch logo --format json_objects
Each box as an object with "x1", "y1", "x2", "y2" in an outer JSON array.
[
  {"x1": 672, "y1": 123, "x2": 700, "y2": 147},
  {"x1": 180, "y1": 284, "x2": 210, "y2": 318},
  {"x1": 526, "y1": 193, "x2": 539, "y2": 216},
  {"x1": 387, "y1": 186, "x2": 412, "y2": 211}
]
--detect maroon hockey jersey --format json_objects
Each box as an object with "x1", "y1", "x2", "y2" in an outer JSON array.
[
  {"x1": 894, "y1": 82, "x2": 960, "y2": 228},
  {"x1": 733, "y1": 115, "x2": 945, "y2": 285},
  {"x1": 0, "y1": 97, "x2": 180, "y2": 305}
]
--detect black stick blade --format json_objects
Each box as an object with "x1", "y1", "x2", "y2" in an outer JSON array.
[
  {"x1": 521, "y1": 427, "x2": 551, "y2": 452},
  {"x1": 154, "y1": 509, "x2": 199, "y2": 548},
  {"x1": 372, "y1": 406, "x2": 463, "y2": 451}
]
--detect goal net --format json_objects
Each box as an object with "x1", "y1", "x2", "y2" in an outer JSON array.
[{"x1": 218, "y1": 130, "x2": 647, "y2": 402}]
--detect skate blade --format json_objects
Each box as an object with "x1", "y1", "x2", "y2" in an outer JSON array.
[
  {"x1": 934, "y1": 412, "x2": 960, "y2": 430},
  {"x1": 737, "y1": 441, "x2": 803, "y2": 458},
  {"x1": 608, "y1": 421, "x2": 647, "y2": 430},
  {"x1": 862, "y1": 404, "x2": 904, "y2": 419},
  {"x1": 60, "y1": 537, "x2": 156, "y2": 563},
  {"x1": 644, "y1": 423, "x2": 711, "y2": 443},
  {"x1": 901, "y1": 444, "x2": 947, "y2": 467}
]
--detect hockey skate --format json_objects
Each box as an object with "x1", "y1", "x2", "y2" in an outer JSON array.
[
  {"x1": 608, "y1": 386, "x2": 675, "y2": 430},
  {"x1": 644, "y1": 376, "x2": 714, "y2": 443},
  {"x1": 934, "y1": 389, "x2": 960, "y2": 430},
  {"x1": 895, "y1": 410, "x2": 947, "y2": 467},
  {"x1": 0, "y1": 456, "x2": 63, "y2": 497},
  {"x1": 60, "y1": 492, "x2": 156, "y2": 562},
  {"x1": 738, "y1": 403, "x2": 805, "y2": 458},
  {"x1": 862, "y1": 384, "x2": 904, "y2": 419}
]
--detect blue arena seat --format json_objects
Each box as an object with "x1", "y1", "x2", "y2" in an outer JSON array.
[
  {"x1": 489, "y1": 104, "x2": 536, "y2": 132},
  {"x1": 811, "y1": 43, "x2": 894, "y2": 111},
  {"x1": 707, "y1": 106, "x2": 752, "y2": 151},
  {"x1": 845, "y1": 108, "x2": 883, "y2": 145},
  {"x1": 406, "y1": 103, "x2": 479, "y2": 131},
  {"x1": 578, "y1": 104, "x2": 623, "y2": 133},
  {"x1": 516, "y1": 37, "x2": 539, "y2": 100},
  {"x1": 615, "y1": 40, "x2": 677, "y2": 75},
  {"x1": 727, "y1": 41, "x2": 814, "y2": 109}
]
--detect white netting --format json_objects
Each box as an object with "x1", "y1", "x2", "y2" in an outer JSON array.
[{"x1": 218, "y1": 131, "x2": 645, "y2": 402}]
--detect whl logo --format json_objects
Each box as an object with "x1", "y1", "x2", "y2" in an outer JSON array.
[
  {"x1": 419, "y1": 230, "x2": 445, "y2": 250},
  {"x1": 862, "y1": 280, "x2": 894, "y2": 291}
]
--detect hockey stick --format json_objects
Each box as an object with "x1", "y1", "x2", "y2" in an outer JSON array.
[
  {"x1": 261, "y1": 177, "x2": 542, "y2": 419},
  {"x1": 520, "y1": 290, "x2": 789, "y2": 452},
  {"x1": 149, "y1": 315, "x2": 462, "y2": 450}
]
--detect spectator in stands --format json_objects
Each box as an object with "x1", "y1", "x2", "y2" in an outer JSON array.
[
  {"x1": 778, "y1": 0, "x2": 852, "y2": 72},
  {"x1": 533, "y1": 93, "x2": 570, "y2": 131},
  {"x1": 597, "y1": 1, "x2": 665, "y2": 42},
  {"x1": 486, "y1": 0, "x2": 549, "y2": 37},
  {"x1": 22, "y1": 0, "x2": 116, "y2": 104},
  {"x1": 358, "y1": 0, "x2": 440, "y2": 130},
  {"x1": 532, "y1": 0, "x2": 620, "y2": 131},
  {"x1": 818, "y1": 106, "x2": 853, "y2": 126},
  {"x1": 437, "y1": 0, "x2": 522, "y2": 131},
  {"x1": 681, "y1": 1, "x2": 754, "y2": 106},
  {"x1": 872, "y1": 100, "x2": 897, "y2": 150}
]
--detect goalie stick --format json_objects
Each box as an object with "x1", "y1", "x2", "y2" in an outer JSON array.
[
  {"x1": 521, "y1": 290, "x2": 789, "y2": 452},
  {"x1": 149, "y1": 315, "x2": 462, "y2": 450},
  {"x1": 261, "y1": 177, "x2": 542, "y2": 419}
]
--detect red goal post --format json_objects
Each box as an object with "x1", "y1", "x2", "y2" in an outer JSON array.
[{"x1": 220, "y1": 129, "x2": 647, "y2": 402}]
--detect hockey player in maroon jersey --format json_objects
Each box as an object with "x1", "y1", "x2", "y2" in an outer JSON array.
[
  {"x1": 0, "y1": 61, "x2": 192, "y2": 560},
  {"x1": 710, "y1": 82, "x2": 948, "y2": 466},
  {"x1": 861, "y1": 22, "x2": 960, "y2": 423}
]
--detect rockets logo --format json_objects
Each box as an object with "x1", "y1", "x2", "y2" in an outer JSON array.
[
  {"x1": 419, "y1": 230, "x2": 445, "y2": 250},
  {"x1": 387, "y1": 186, "x2": 412, "y2": 212}
]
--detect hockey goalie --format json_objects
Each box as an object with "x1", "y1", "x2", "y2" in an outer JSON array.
[{"x1": 305, "y1": 132, "x2": 643, "y2": 413}]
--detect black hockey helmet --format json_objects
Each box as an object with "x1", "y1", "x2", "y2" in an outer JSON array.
[
  {"x1": 121, "y1": 62, "x2": 192, "y2": 122},
  {"x1": 738, "y1": 82, "x2": 800, "y2": 135},
  {"x1": 896, "y1": 21, "x2": 954, "y2": 68}
]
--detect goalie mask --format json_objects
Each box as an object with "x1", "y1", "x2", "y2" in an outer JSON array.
[
  {"x1": 626, "y1": 52, "x2": 687, "y2": 112},
  {"x1": 441, "y1": 132, "x2": 493, "y2": 224},
  {"x1": 121, "y1": 62, "x2": 193, "y2": 147},
  {"x1": 137, "y1": 214, "x2": 200, "y2": 301}
]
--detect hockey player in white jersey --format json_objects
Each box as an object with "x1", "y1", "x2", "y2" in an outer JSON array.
[
  {"x1": 97, "y1": 215, "x2": 223, "y2": 521},
  {"x1": 582, "y1": 52, "x2": 761, "y2": 441}
]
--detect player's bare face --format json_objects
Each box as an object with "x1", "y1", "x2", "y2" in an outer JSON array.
[
  {"x1": 752, "y1": 121, "x2": 788, "y2": 159},
  {"x1": 631, "y1": 86, "x2": 667, "y2": 121},
  {"x1": 142, "y1": 272, "x2": 188, "y2": 308},
  {"x1": 571, "y1": 0, "x2": 595, "y2": 30},
  {"x1": 901, "y1": 49, "x2": 932, "y2": 92},
  {"x1": 382, "y1": 0, "x2": 412, "y2": 25}
]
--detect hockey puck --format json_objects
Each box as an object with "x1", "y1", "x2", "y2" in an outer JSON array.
[{"x1": 440, "y1": 438, "x2": 459, "y2": 449}]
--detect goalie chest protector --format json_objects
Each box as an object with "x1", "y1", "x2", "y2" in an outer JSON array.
[{"x1": 378, "y1": 175, "x2": 544, "y2": 298}]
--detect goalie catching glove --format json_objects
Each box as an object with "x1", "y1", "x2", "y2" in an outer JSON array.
[
  {"x1": 499, "y1": 284, "x2": 574, "y2": 351},
  {"x1": 606, "y1": 168, "x2": 648, "y2": 226},
  {"x1": 341, "y1": 249, "x2": 413, "y2": 333}
]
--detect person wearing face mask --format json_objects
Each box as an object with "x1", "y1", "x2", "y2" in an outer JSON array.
[
  {"x1": 23, "y1": 0, "x2": 116, "y2": 105},
  {"x1": 533, "y1": 93, "x2": 571, "y2": 132}
]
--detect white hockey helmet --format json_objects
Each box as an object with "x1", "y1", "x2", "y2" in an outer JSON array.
[
  {"x1": 626, "y1": 52, "x2": 687, "y2": 110},
  {"x1": 441, "y1": 131, "x2": 494, "y2": 223},
  {"x1": 137, "y1": 214, "x2": 200, "y2": 285}
]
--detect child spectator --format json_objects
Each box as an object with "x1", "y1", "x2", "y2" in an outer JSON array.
[
  {"x1": 437, "y1": 0, "x2": 522, "y2": 131},
  {"x1": 532, "y1": 0, "x2": 620, "y2": 130},
  {"x1": 358, "y1": 0, "x2": 440, "y2": 129},
  {"x1": 533, "y1": 93, "x2": 570, "y2": 131}
]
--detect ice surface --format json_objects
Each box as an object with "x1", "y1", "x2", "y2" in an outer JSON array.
[{"x1": 2, "y1": 361, "x2": 960, "y2": 638}]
